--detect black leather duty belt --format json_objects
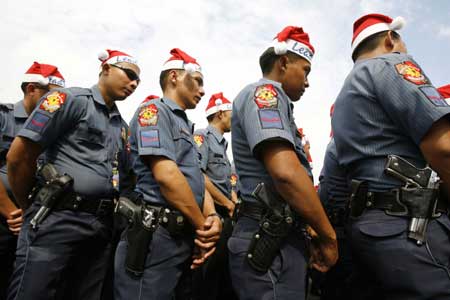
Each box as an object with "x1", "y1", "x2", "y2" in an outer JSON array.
[{"x1": 53, "y1": 192, "x2": 114, "y2": 216}]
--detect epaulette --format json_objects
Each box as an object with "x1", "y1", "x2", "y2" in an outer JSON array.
[
  {"x1": 0, "y1": 103, "x2": 14, "y2": 111},
  {"x1": 66, "y1": 87, "x2": 92, "y2": 97}
]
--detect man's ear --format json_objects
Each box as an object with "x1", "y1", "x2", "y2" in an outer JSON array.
[
  {"x1": 101, "y1": 64, "x2": 111, "y2": 76},
  {"x1": 278, "y1": 55, "x2": 289, "y2": 72},
  {"x1": 384, "y1": 31, "x2": 396, "y2": 51},
  {"x1": 168, "y1": 70, "x2": 180, "y2": 85}
]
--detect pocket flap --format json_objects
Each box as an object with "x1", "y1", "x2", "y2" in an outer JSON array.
[{"x1": 358, "y1": 219, "x2": 406, "y2": 238}]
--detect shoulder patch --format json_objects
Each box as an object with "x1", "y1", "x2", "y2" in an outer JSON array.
[
  {"x1": 258, "y1": 109, "x2": 283, "y2": 129},
  {"x1": 193, "y1": 134, "x2": 204, "y2": 147},
  {"x1": 140, "y1": 129, "x2": 160, "y2": 148},
  {"x1": 25, "y1": 112, "x2": 50, "y2": 133},
  {"x1": 419, "y1": 86, "x2": 448, "y2": 107},
  {"x1": 254, "y1": 84, "x2": 278, "y2": 108},
  {"x1": 395, "y1": 61, "x2": 428, "y2": 85},
  {"x1": 39, "y1": 91, "x2": 67, "y2": 113},
  {"x1": 138, "y1": 103, "x2": 158, "y2": 127},
  {"x1": 230, "y1": 174, "x2": 238, "y2": 187}
]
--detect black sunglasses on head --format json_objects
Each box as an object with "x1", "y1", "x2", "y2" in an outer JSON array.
[{"x1": 110, "y1": 64, "x2": 140, "y2": 83}]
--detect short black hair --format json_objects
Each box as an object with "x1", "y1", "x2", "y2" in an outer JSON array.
[
  {"x1": 207, "y1": 112, "x2": 217, "y2": 122},
  {"x1": 259, "y1": 48, "x2": 304, "y2": 75},
  {"x1": 352, "y1": 30, "x2": 401, "y2": 61},
  {"x1": 159, "y1": 70, "x2": 171, "y2": 91},
  {"x1": 20, "y1": 82, "x2": 48, "y2": 94}
]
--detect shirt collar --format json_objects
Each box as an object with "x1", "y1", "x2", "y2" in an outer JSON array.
[
  {"x1": 207, "y1": 124, "x2": 225, "y2": 144},
  {"x1": 259, "y1": 77, "x2": 283, "y2": 89},
  {"x1": 91, "y1": 84, "x2": 121, "y2": 117},
  {"x1": 161, "y1": 97, "x2": 189, "y2": 123},
  {"x1": 14, "y1": 100, "x2": 28, "y2": 118}
]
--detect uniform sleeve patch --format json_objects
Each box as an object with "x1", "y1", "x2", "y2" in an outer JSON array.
[
  {"x1": 138, "y1": 103, "x2": 158, "y2": 127},
  {"x1": 140, "y1": 129, "x2": 160, "y2": 148},
  {"x1": 193, "y1": 134, "x2": 204, "y2": 147},
  {"x1": 254, "y1": 84, "x2": 278, "y2": 108},
  {"x1": 395, "y1": 61, "x2": 428, "y2": 85},
  {"x1": 25, "y1": 112, "x2": 50, "y2": 133},
  {"x1": 258, "y1": 109, "x2": 283, "y2": 129},
  {"x1": 39, "y1": 91, "x2": 66, "y2": 113},
  {"x1": 230, "y1": 174, "x2": 238, "y2": 187},
  {"x1": 419, "y1": 86, "x2": 448, "y2": 107}
]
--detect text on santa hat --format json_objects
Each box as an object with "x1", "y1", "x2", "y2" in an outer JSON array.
[{"x1": 291, "y1": 42, "x2": 313, "y2": 61}]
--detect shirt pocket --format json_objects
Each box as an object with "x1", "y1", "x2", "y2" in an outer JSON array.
[
  {"x1": 208, "y1": 154, "x2": 228, "y2": 179},
  {"x1": 357, "y1": 218, "x2": 407, "y2": 238},
  {"x1": 173, "y1": 130, "x2": 197, "y2": 166},
  {"x1": 76, "y1": 124, "x2": 107, "y2": 163}
]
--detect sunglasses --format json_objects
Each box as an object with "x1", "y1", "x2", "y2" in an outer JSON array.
[{"x1": 110, "y1": 64, "x2": 140, "y2": 84}]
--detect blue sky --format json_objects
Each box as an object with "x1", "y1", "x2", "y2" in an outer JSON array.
[{"x1": 2, "y1": 0, "x2": 449, "y2": 179}]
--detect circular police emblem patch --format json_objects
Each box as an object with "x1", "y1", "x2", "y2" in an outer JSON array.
[
  {"x1": 254, "y1": 84, "x2": 278, "y2": 108},
  {"x1": 39, "y1": 91, "x2": 66, "y2": 113},
  {"x1": 395, "y1": 61, "x2": 428, "y2": 85},
  {"x1": 193, "y1": 134, "x2": 204, "y2": 147},
  {"x1": 138, "y1": 104, "x2": 158, "y2": 127},
  {"x1": 230, "y1": 174, "x2": 238, "y2": 187}
]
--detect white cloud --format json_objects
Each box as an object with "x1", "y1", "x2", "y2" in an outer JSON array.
[{"x1": 0, "y1": 0, "x2": 446, "y2": 180}]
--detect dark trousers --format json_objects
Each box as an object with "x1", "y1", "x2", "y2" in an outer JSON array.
[
  {"x1": 7, "y1": 203, "x2": 112, "y2": 300},
  {"x1": 0, "y1": 220, "x2": 16, "y2": 300},
  {"x1": 228, "y1": 216, "x2": 307, "y2": 300},
  {"x1": 351, "y1": 209, "x2": 450, "y2": 300},
  {"x1": 114, "y1": 225, "x2": 194, "y2": 300}
]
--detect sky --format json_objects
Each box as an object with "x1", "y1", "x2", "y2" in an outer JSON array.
[{"x1": 1, "y1": 0, "x2": 450, "y2": 180}]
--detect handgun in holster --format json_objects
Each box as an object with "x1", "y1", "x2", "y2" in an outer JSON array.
[
  {"x1": 385, "y1": 155, "x2": 439, "y2": 245},
  {"x1": 246, "y1": 182, "x2": 293, "y2": 273},
  {"x1": 30, "y1": 163, "x2": 73, "y2": 229},
  {"x1": 115, "y1": 196, "x2": 160, "y2": 277},
  {"x1": 348, "y1": 180, "x2": 369, "y2": 218}
]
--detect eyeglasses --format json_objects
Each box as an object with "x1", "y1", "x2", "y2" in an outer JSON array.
[{"x1": 110, "y1": 64, "x2": 140, "y2": 84}]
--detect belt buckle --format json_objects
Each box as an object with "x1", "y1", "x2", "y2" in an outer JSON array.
[
  {"x1": 385, "y1": 189, "x2": 409, "y2": 216},
  {"x1": 96, "y1": 199, "x2": 112, "y2": 216}
]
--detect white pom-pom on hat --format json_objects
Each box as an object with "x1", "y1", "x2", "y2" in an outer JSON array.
[
  {"x1": 389, "y1": 16, "x2": 406, "y2": 31},
  {"x1": 184, "y1": 63, "x2": 197, "y2": 73},
  {"x1": 98, "y1": 50, "x2": 109, "y2": 62},
  {"x1": 273, "y1": 41, "x2": 288, "y2": 55},
  {"x1": 215, "y1": 99, "x2": 223, "y2": 106}
]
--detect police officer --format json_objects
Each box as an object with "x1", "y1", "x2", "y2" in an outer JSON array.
[
  {"x1": 229, "y1": 26, "x2": 338, "y2": 300},
  {"x1": 0, "y1": 62, "x2": 65, "y2": 300},
  {"x1": 114, "y1": 48, "x2": 221, "y2": 300},
  {"x1": 193, "y1": 92, "x2": 237, "y2": 300},
  {"x1": 6, "y1": 49, "x2": 139, "y2": 300},
  {"x1": 332, "y1": 13, "x2": 450, "y2": 299}
]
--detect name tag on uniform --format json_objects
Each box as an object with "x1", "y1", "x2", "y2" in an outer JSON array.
[
  {"x1": 140, "y1": 129, "x2": 160, "y2": 148},
  {"x1": 258, "y1": 109, "x2": 283, "y2": 129}
]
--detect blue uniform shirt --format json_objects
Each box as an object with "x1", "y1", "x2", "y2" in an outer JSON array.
[
  {"x1": 18, "y1": 85, "x2": 130, "y2": 198},
  {"x1": 0, "y1": 101, "x2": 28, "y2": 195},
  {"x1": 318, "y1": 138, "x2": 350, "y2": 210},
  {"x1": 232, "y1": 78, "x2": 311, "y2": 203},
  {"x1": 130, "y1": 97, "x2": 205, "y2": 206},
  {"x1": 194, "y1": 125, "x2": 232, "y2": 199},
  {"x1": 332, "y1": 53, "x2": 450, "y2": 191}
]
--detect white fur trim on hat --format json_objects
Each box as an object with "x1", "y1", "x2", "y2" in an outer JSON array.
[
  {"x1": 205, "y1": 102, "x2": 232, "y2": 117},
  {"x1": 105, "y1": 55, "x2": 138, "y2": 65},
  {"x1": 98, "y1": 50, "x2": 109, "y2": 62},
  {"x1": 389, "y1": 16, "x2": 406, "y2": 31},
  {"x1": 162, "y1": 60, "x2": 202, "y2": 74},
  {"x1": 47, "y1": 76, "x2": 65, "y2": 87},
  {"x1": 22, "y1": 74, "x2": 49, "y2": 85},
  {"x1": 272, "y1": 39, "x2": 314, "y2": 62}
]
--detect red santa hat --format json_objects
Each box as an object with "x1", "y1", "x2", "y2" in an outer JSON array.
[
  {"x1": 271, "y1": 26, "x2": 315, "y2": 63},
  {"x1": 97, "y1": 49, "x2": 138, "y2": 66},
  {"x1": 205, "y1": 92, "x2": 232, "y2": 117},
  {"x1": 140, "y1": 94, "x2": 160, "y2": 105},
  {"x1": 162, "y1": 48, "x2": 202, "y2": 74},
  {"x1": 351, "y1": 13, "x2": 406, "y2": 55},
  {"x1": 438, "y1": 85, "x2": 450, "y2": 105},
  {"x1": 22, "y1": 62, "x2": 65, "y2": 87}
]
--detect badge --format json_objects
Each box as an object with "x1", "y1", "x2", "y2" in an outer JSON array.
[
  {"x1": 395, "y1": 61, "x2": 428, "y2": 85},
  {"x1": 194, "y1": 134, "x2": 204, "y2": 147},
  {"x1": 419, "y1": 86, "x2": 448, "y2": 107},
  {"x1": 140, "y1": 129, "x2": 160, "y2": 148},
  {"x1": 138, "y1": 104, "x2": 158, "y2": 127},
  {"x1": 230, "y1": 174, "x2": 238, "y2": 187},
  {"x1": 254, "y1": 84, "x2": 278, "y2": 108},
  {"x1": 258, "y1": 109, "x2": 283, "y2": 129},
  {"x1": 39, "y1": 91, "x2": 66, "y2": 113},
  {"x1": 25, "y1": 112, "x2": 50, "y2": 133}
]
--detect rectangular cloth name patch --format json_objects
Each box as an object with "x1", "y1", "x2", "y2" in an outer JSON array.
[
  {"x1": 140, "y1": 129, "x2": 160, "y2": 148},
  {"x1": 25, "y1": 112, "x2": 50, "y2": 133},
  {"x1": 258, "y1": 109, "x2": 283, "y2": 129},
  {"x1": 419, "y1": 86, "x2": 448, "y2": 107}
]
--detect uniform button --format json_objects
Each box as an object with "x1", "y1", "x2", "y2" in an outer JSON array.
[
  {"x1": 255, "y1": 234, "x2": 260, "y2": 239},
  {"x1": 247, "y1": 253, "x2": 253, "y2": 259},
  {"x1": 262, "y1": 221, "x2": 270, "y2": 228},
  {"x1": 366, "y1": 201, "x2": 373, "y2": 207}
]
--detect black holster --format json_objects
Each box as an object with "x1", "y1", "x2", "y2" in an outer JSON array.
[
  {"x1": 125, "y1": 219, "x2": 154, "y2": 277},
  {"x1": 349, "y1": 180, "x2": 369, "y2": 218},
  {"x1": 246, "y1": 213, "x2": 292, "y2": 273}
]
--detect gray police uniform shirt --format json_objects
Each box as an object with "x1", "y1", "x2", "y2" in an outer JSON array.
[
  {"x1": 194, "y1": 125, "x2": 232, "y2": 199},
  {"x1": 318, "y1": 138, "x2": 350, "y2": 211},
  {"x1": 0, "y1": 101, "x2": 28, "y2": 195},
  {"x1": 130, "y1": 97, "x2": 205, "y2": 207},
  {"x1": 232, "y1": 78, "x2": 311, "y2": 204},
  {"x1": 332, "y1": 52, "x2": 450, "y2": 191},
  {"x1": 18, "y1": 85, "x2": 130, "y2": 199}
]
